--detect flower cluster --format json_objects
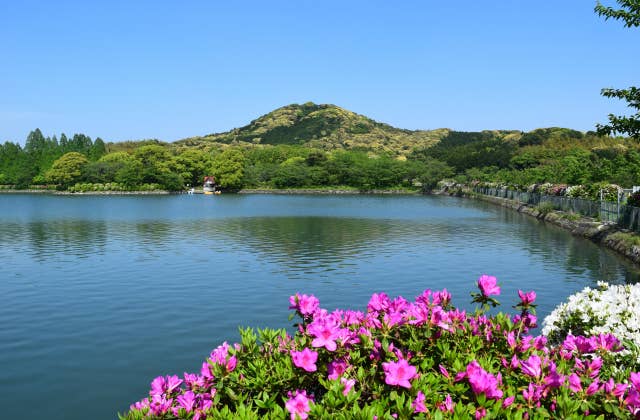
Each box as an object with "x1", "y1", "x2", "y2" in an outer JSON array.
[
  {"x1": 543, "y1": 281, "x2": 640, "y2": 367},
  {"x1": 122, "y1": 276, "x2": 640, "y2": 419}
]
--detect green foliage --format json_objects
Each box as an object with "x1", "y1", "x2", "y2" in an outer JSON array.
[
  {"x1": 535, "y1": 201, "x2": 555, "y2": 216},
  {"x1": 597, "y1": 87, "x2": 640, "y2": 140},
  {"x1": 174, "y1": 149, "x2": 213, "y2": 186},
  {"x1": 213, "y1": 148, "x2": 247, "y2": 190},
  {"x1": 595, "y1": 2, "x2": 640, "y2": 140},
  {"x1": 416, "y1": 158, "x2": 454, "y2": 191},
  {"x1": 595, "y1": 1, "x2": 640, "y2": 27},
  {"x1": 132, "y1": 145, "x2": 184, "y2": 190},
  {"x1": 45, "y1": 152, "x2": 89, "y2": 187},
  {"x1": 411, "y1": 131, "x2": 518, "y2": 172}
]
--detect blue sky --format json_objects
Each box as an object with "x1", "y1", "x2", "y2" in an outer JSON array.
[{"x1": 1, "y1": 1, "x2": 638, "y2": 144}]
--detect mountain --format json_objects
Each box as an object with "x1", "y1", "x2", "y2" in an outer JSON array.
[{"x1": 176, "y1": 102, "x2": 450, "y2": 155}]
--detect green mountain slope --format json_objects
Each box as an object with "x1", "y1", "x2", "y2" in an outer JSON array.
[{"x1": 176, "y1": 102, "x2": 448, "y2": 155}]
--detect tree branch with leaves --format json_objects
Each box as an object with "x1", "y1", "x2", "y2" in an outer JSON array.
[{"x1": 595, "y1": 1, "x2": 640, "y2": 140}]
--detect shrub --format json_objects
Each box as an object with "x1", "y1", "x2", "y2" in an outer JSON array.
[
  {"x1": 535, "y1": 201, "x2": 555, "y2": 216},
  {"x1": 543, "y1": 282, "x2": 640, "y2": 369},
  {"x1": 627, "y1": 191, "x2": 640, "y2": 208},
  {"x1": 566, "y1": 185, "x2": 589, "y2": 199},
  {"x1": 121, "y1": 277, "x2": 640, "y2": 419},
  {"x1": 549, "y1": 184, "x2": 567, "y2": 197}
]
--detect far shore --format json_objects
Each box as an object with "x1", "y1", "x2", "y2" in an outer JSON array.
[
  {"x1": 0, "y1": 187, "x2": 423, "y2": 196},
  {"x1": 0, "y1": 189, "x2": 171, "y2": 195},
  {"x1": 238, "y1": 188, "x2": 421, "y2": 195}
]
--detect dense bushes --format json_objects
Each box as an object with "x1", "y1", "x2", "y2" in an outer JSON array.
[{"x1": 121, "y1": 277, "x2": 640, "y2": 419}]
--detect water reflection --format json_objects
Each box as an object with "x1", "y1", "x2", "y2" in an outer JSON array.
[{"x1": 1, "y1": 211, "x2": 638, "y2": 284}]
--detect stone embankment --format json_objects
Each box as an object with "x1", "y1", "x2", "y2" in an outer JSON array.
[
  {"x1": 238, "y1": 188, "x2": 420, "y2": 195},
  {"x1": 460, "y1": 190, "x2": 640, "y2": 266}
]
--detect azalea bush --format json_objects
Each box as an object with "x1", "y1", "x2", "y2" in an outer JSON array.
[
  {"x1": 543, "y1": 282, "x2": 640, "y2": 370},
  {"x1": 122, "y1": 276, "x2": 640, "y2": 419}
]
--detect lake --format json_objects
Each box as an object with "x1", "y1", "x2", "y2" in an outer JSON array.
[{"x1": 0, "y1": 193, "x2": 638, "y2": 419}]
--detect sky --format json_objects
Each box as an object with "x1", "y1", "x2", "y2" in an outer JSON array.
[{"x1": 1, "y1": 0, "x2": 639, "y2": 144}]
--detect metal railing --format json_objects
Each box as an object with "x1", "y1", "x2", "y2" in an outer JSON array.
[{"x1": 473, "y1": 187, "x2": 640, "y2": 234}]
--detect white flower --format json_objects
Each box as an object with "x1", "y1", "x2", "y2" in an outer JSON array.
[{"x1": 542, "y1": 282, "x2": 640, "y2": 365}]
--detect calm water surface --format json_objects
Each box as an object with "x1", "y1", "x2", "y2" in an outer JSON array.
[{"x1": 0, "y1": 194, "x2": 638, "y2": 419}]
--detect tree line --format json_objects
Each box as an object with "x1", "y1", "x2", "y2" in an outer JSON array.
[
  {"x1": 3, "y1": 126, "x2": 640, "y2": 192},
  {"x1": 0, "y1": 130, "x2": 453, "y2": 192}
]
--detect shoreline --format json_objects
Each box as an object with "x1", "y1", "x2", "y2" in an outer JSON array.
[
  {"x1": 237, "y1": 188, "x2": 421, "y2": 195},
  {"x1": 0, "y1": 188, "x2": 421, "y2": 195},
  {"x1": 455, "y1": 189, "x2": 640, "y2": 267},
  {"x1": 0, "y1": 189, "x2": 172, "y2": 195}
]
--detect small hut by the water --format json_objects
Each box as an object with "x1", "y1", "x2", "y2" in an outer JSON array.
[{"x1": 203, "y1": 176, "x2": 216, "y2": 193}]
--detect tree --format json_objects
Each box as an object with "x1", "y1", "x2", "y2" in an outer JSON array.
[
  {"x1": 595, "y1": 0, "x2": 640, "y2": 27},
  {"x1": 595, "y1": 1, "x2": 640, "y2": 140},
  {"x1": 45, "y1": 152, "x2": 89, "y2": 187},
  {"x1": 212, "y1": 148, "x2": 246, "y2": 190},
  {"x1": 132, "y1": 145, "x2": 180, "y2": 188},
  {"x1": 415, "y1": 158, "x2": 454, "y2": 192},
  {"x1": 174, "y1": 149, "x2": 212, "y2": 186},
  {"x1": 99, "y1": 152, "x2": 144, "y2": 187},
  {"x1": 90, "y1": 137, "x2": 107, "y2": 161}
]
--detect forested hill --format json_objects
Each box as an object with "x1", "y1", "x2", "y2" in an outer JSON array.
[{"x1": 175, "y1": 102, "x2": 449, "y2": 153}]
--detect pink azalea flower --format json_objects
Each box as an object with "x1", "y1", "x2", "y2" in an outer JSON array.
[
  {"x1": 522, "y1": 382, "x2": 542, "y2": 405},
  {"x1": 465, "y1": 360, "x2": 503, "y2": 400},
  {"x1": 543, "y1": 362, "x2": 564, "y2": 389},
  {"x1": 568, "y1": 373, "x2": 582, "y2": 393},
  {"x1": 200, "y1": 361, "x2": 214, "y2": 380},
  {"x1": 150, "y1": 376, "x2": 167, "y2": 397},
  {"x1": 439, "y1": 364, "x2": 450, "y2": 379},
  {"x1": 308, "y1": 320, "x2": 340, "y2": 351},
  {"x1": 226, "y1": 355, "x2": 237, "y2": 372},
  {"x1": 477, "y1": 275, "x2": 500, "y2": 297},
  {"x1": 586, "y1": 379, "x2": 600, "y2": 396},
  {"x1": 412, "y1": 391, "x2": 427, "y2": 413},
  {"x1": 149, "y1": 394, "x2": 173, "y2": 416},
  {"x1": 382, "y1": 359, "x2": 418, "y2": 389},
  {"x1": 520, "y1": 354, "x2": 542, "y2": 379},
  {"x1": 502, "y1": 395, "x2": 515, "y2": 408},
  {"x1": 289, "y1": 293, "x2": 320, "y2": 316},
  {"x1": 437, "y1": 393, "x2": 454, "y2": 413},
  {"x1": 166, "y1": 375, "x2": 183, "y2": 394},
  {"x1": 285, "y1": 390, "x2": 312, "y2": 420},
  {"x1": 176, "y1": 390, "x2": 196, "y2": 413},
  {"x1": 183, "y1": 372, "x2": 207, "y2": 389},
  {"x1": 291, "y1": 348, "x2": 318, "y2": 372},
  {"x1": 210, "y1": 342, "x2": 231, "y2": 365},
  {"x1": 130, "y1": 398, "x2": 149, "y2": 411},
  {"x1": 343, "y1": 310, "x2": 364, "y2": 326},
  {"x1": 327, "y1": 359, "x2": 348, "y2": 380},
  {"x1": 517, "y1": 290, "x2": 536, "y2": 305},
  {"x1": 367, "y1": 292, "x2": 391, "y2": 312},
  {"x1": 340, "y1": 377, "x2": 356, "y2": 396},
  {"x1": 475, "y1": 406, "x2": 487, "y2": 419},
  {"x1": 433, "y1": 289, "x2": 451, "y2": 305}
]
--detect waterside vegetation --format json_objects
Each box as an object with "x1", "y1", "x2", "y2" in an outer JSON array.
[{"x1": 121, "y1": 276, "x2": 640, "y2": 419}]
